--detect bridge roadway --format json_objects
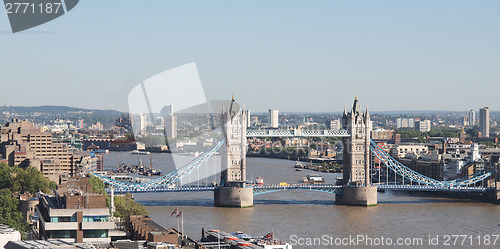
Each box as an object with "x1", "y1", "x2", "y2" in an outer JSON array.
[
  {"x1": 110, "y1": 183, "x2": 492, "y2": 194},
  {"x1": 246, "y1": 129, "x2": 350, "y2": 137}
]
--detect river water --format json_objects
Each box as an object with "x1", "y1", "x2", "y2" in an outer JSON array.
[{"x1": 103, "y1": 152, "x2": 500, "y2": 249}]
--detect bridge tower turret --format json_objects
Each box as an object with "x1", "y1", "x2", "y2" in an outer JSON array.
[
  {"x1": 214, "y1": 96, "x2": 253, "y2": 207},
  {"x1": 341, "y1": 96, "x2": 371, "y2": 186},
  {"x1": 220, "y1": 96, "x2": 247, "y2": 187},
  {"x1": 336, "y1": 96, "x2": 377, "y2": 206}
]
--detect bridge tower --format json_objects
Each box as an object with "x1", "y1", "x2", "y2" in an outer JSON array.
[
  {"x1": 335, "y1": 96, "x2": 377, "y2": 206},
  {"x1": 214, "y1": 96, "x2": 253, "y2": 207}
]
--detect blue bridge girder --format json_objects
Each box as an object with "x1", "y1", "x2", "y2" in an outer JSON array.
[
  {"x1": 369, "y1": 140, "x2": 494, "y2": 187},
  {"x1": 375, "y1": 184, "x2": 493, "y2": 193},
  {"x1": 246, "y1": 129, "x2": 350, "y2": 137},
  {"x1": 92, "y1": 135, "x2": 495, "y2": 195},
  {"x1": 91, "y1": 140, "x2": 224, "y2": 189},
  {"x1": 107, "y1": 184, "x2": 493, "y2": 195}
]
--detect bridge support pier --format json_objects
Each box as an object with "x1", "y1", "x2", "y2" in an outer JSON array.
[
  {"x1": 214, "y1": 187, "x2": 254, "y2": 208},
  {"x1": 494, "y1": 183, "x2": 500, "y2": 204},
  {"x1": 335, "y1": 186, "x2": 377, "y2": 206}
]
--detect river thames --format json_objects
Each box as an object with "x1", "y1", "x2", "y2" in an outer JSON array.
[{"x1": 103, "y1": 152, "x2": 500, "y2": 248}]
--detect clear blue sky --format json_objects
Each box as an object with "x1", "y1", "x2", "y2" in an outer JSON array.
[{"x1": 1, "y1": 1, "x2": 499, "y2": 113}]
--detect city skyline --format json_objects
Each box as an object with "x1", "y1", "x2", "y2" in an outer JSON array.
[
  {"x1": 1, "y1": 1, "x2": 500, "y2": 113},
  {"x1": 1, "y1": 103, "x2": 498, "y2": 115}
]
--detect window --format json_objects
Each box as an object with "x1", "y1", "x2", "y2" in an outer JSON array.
[
  {"x1": 83, "y1": 229, "x2": 108, "y2": 238},
  {"x1": 83, "y1": 216, "x2": 109, "y2": 222},
  {"x1": 50, "y1": 216, "x2": 76, "y2": 222},
  {"x1": 49, "y1": 230, "x2": 76, "y2": 239}
]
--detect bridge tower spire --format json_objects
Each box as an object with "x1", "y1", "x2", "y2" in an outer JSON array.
[
  {"x1": 214, "y1": 95, "x2": 253, "y2": 207},
  {"x1": 336, "y1": 96, "x2": 377, "y2": 206}
]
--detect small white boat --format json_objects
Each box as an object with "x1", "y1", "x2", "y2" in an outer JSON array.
[
  {"x1": 130, "y1": 150, "x2": 151, "y2": 155},
  {"x1": 294, "y1": 160, "x2": 304, "y2": 168}
]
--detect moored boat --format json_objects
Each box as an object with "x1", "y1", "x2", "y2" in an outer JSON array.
[
  {"x1": 294, "y1": 160, "x2": 304, "y2": 168},
  {"x1": 306, "y1": 173, "x2": 325, "y2": 184},
  {"x1": 130, "y1": 150, "x2": 151, "y2": 155}
]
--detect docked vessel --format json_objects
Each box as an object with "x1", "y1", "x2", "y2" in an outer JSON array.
[
  {"x1": 306, "y1": 173, "x2": 325, "y2": 184},
  {"x1": 130, "y1": 150, "x2": 151, "y2": 155},
  {"x1": 203, "y1": 229, "x2": 292, "y2": 249}
]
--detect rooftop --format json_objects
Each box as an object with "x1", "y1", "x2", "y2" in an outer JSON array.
[{"x1": 5, "y1": 240, "x2": 109, "y2": 249}]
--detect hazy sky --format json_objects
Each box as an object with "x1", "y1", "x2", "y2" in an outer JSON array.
[{"x1": 1, "y1": 1, "x2": 499, "y2": 113}]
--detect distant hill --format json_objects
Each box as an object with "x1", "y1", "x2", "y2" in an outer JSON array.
[
  {"x1": 0, "y1": 105, "x2": 122, "y2": 116},
  {"x1": 0, "y1": 106, "x2": 126, "y2": 128},
  {"x1": 0, "y1": 105, "x2": 122, "y2": 115}
]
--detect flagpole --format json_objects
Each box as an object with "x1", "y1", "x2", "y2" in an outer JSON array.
[{"x1": 181, "y1": 211, "x2": 184, "y2": 240}]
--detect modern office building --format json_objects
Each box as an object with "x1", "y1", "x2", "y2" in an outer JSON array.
[
  {"x1": 36, "y1": 179, "x2": 113, "y2": 243},
  {"x1": 0, "y1": 120, "x2": 74, "y2": 182},
  {"x1": 269, "y1": 109, "x2": 279, "y2": 128},
  {"x1": 396, "y1": 118, "x2": 415, "y2": 128},
  {"x1": 391, "y1": 144, "x2": 429, "y2": 158},
  {"x1": 165, "y1": 115, "x2": 177, "y2": 139},
  {"x1": 408, "y1": 118, "x2": 415, "y2": 128},
  {"x1": 371, "y1": 128, "x2": 394, "y2": 140},
  {"x1": 72, "y1": 151, "x2": 99, "y2": 176},
  {"x1": 415, "y1": 120, "x2": 432, "y2": 132},
  {"x1": 479, "y1": 107, "x2": 489, "y2": 137},
  {"x1": 160, "y1": 105, "x2": 174, "y2": 117},
  {"x1": 245, "y1": 110, "x2": 251, "y2": 128},
  {"x1": 140, "y1": 114, "x2": 147, "y2": 135},
  {"x1": 76, "y1": 119, "x2": 85, "y2": 129},
  {"x1": 468, "y1": 109, "x2": 475, "y2": 126},
  {"x1": 326, "y1": 119, "x2": 341, "y2": 130}
]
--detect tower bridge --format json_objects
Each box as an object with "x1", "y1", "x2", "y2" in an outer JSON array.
[
  {"x1": 246, "y1": 129, "x2": 350, "y2": 137},
  {"x1": 92, "y1": 97, "x2": 499, "y2": 207},
  {"x1": 109, "y1": 184, "x2": 491, "y2": 195}
]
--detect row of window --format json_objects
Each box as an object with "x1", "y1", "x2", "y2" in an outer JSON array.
[
  {"x1": 229, "y1": 146, "x2": 240, "y2": 152},
  {"x1": 355, "y1": 146, "x2": 364, "y2": 151},
  {"x1": 36, "y1": 154, "x2": 69, "y2": 158},
  {"x1": 49, "y1": 215, "x2": 109, "y2": 223},
  {"x1": 49, "y1": 229, "x2": 108, "y2": 239}
]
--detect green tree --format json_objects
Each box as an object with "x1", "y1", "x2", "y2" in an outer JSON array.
[
  {"x1": 0, "y1": 163, "x2": 14, "y2": 189},
  {"x1": 16, "y1": 166, "x2": 51, "y2": 194},
  {"x1": 466, "y1": 127, "x2": 479, "y2": 137},
  {"x1": 49, "y1": 181, "x2": 58, "y2": 190},
  {"x1": 394, "y1": 128, "x2": 427, "y2": 142},
  {"x1": 0, "y1": 163, "x2": 53, "y2": 194},
  {"x1": 428, "y1": 127, "x2": 461, "y2": 138},
  {"x1": 88, "y1": 175, "x2": 106, "y2": 195},
  {"x1": 0, "y1": 188, "x2": 28, "y2": 234},
  {"x1": 113, "y1": 194, "x2": 149, "y2": 219},
  {"x1": 0, "y1": 163, "x2": 55, "y2": 239},
  {"x1": 481, "y1": 141, "x2": 496, "y2": 148},
  {"x1": 88, "y1": 175, "x2": 110, "y2": 208}
]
